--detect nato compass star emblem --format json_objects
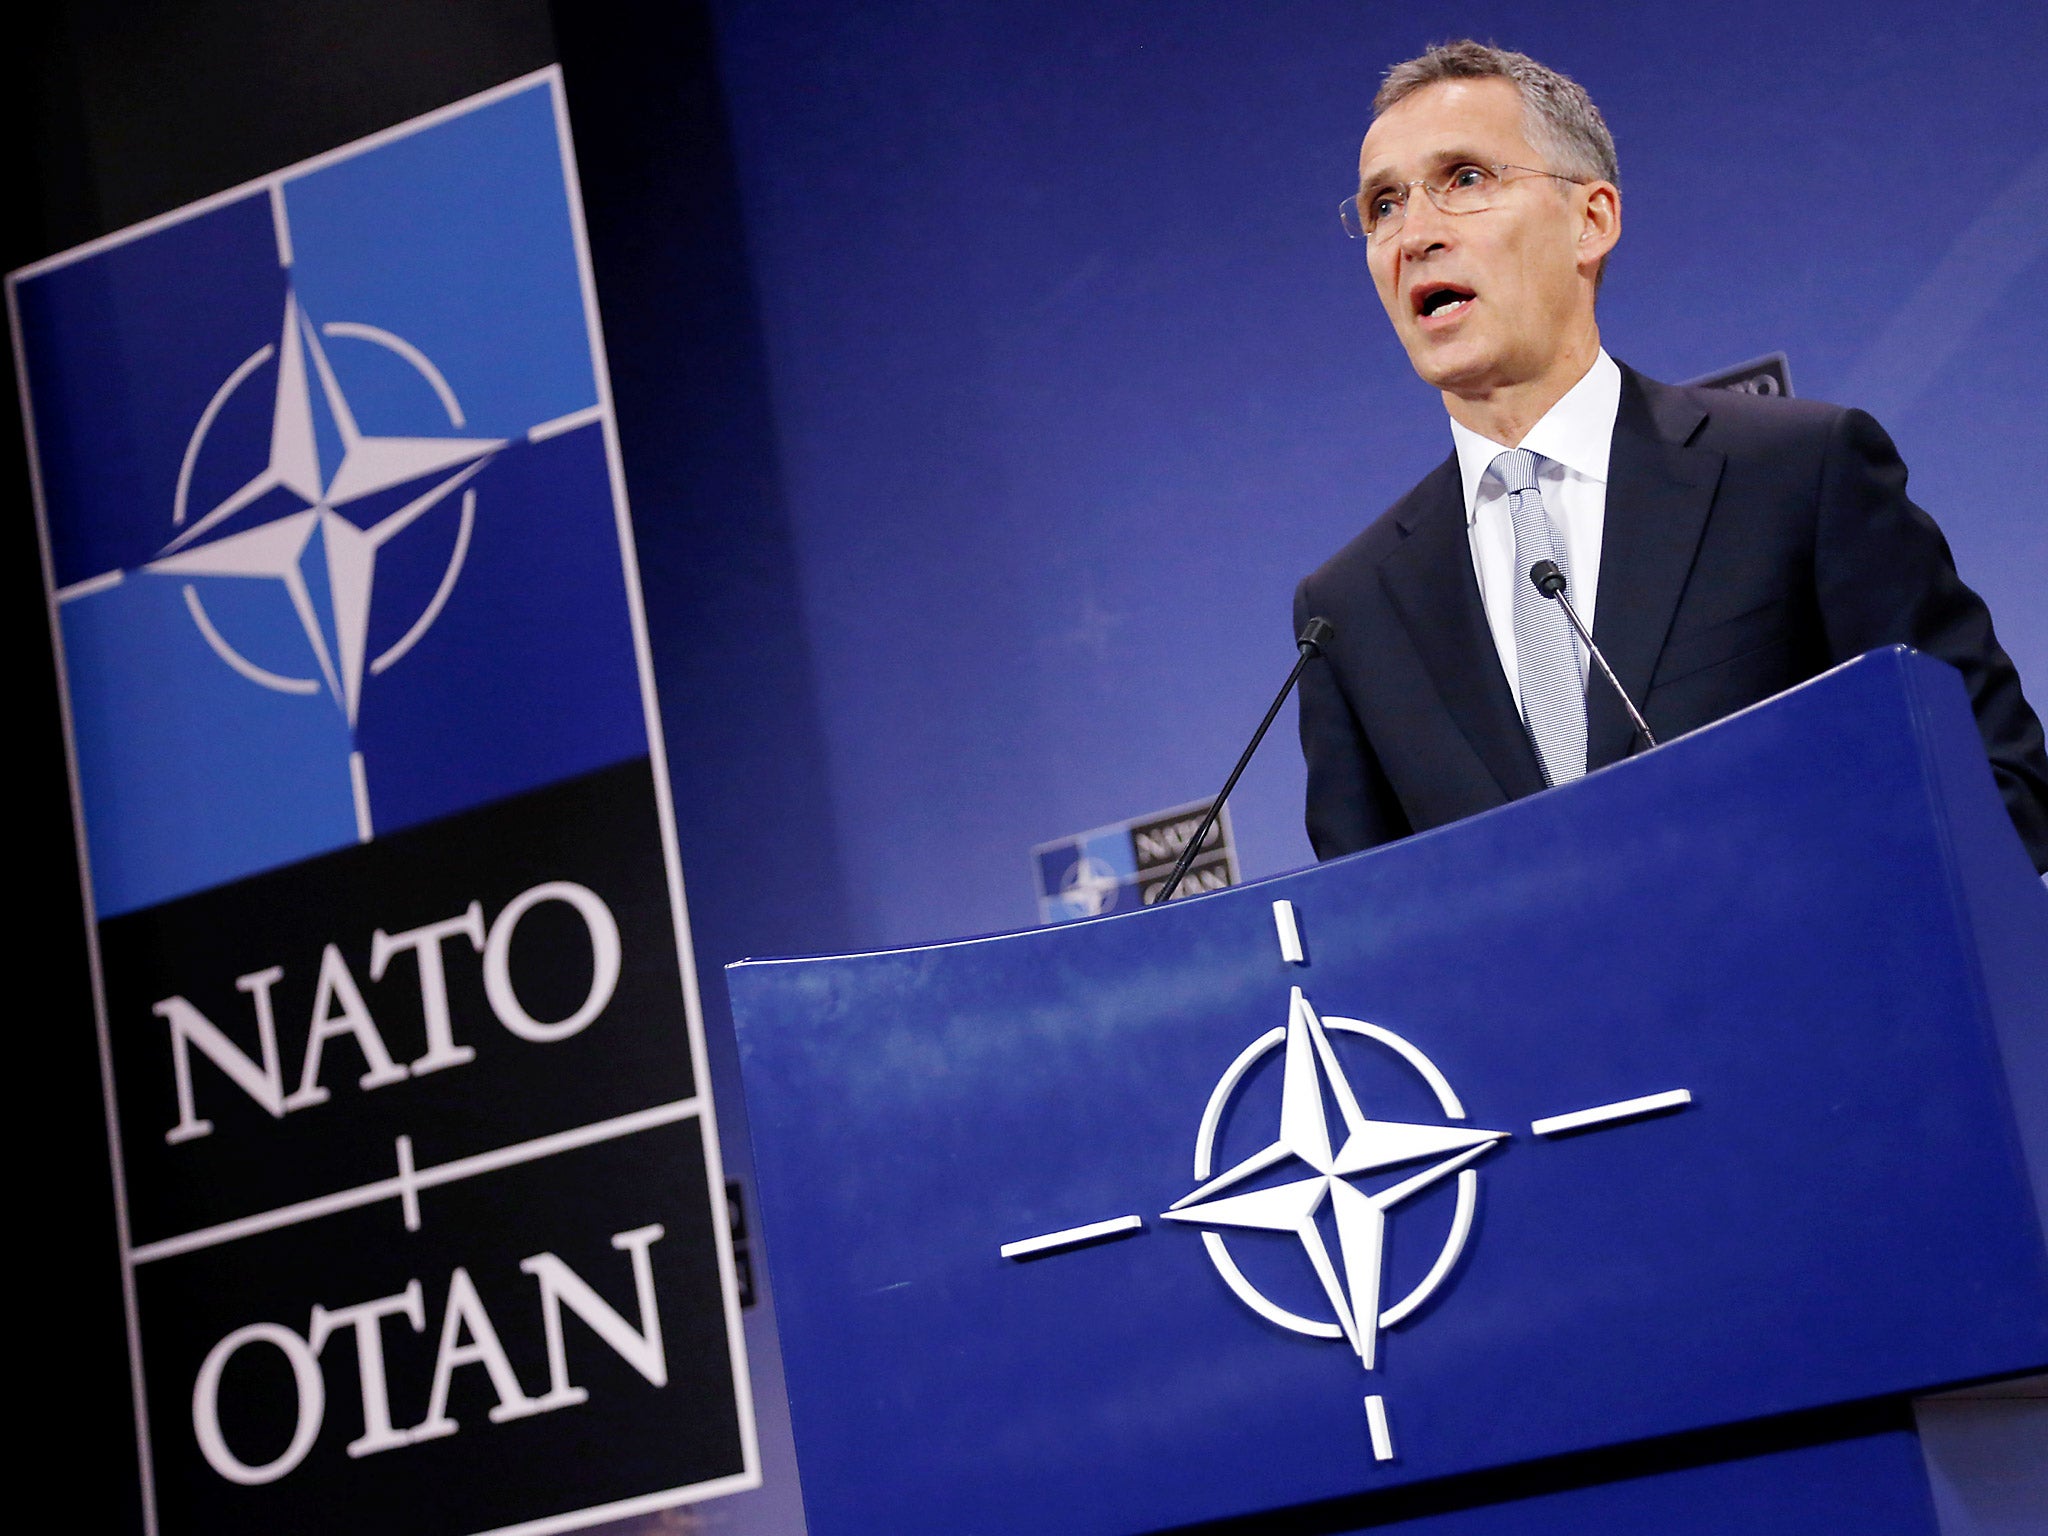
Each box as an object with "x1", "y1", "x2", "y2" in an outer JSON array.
[
  {"x1": 1162, "y1": 984, "x2": 1505, "y2": 1373},
  {"x1": 147, "y1": 289, "x2": 503, "y2": 728},
  {"x1": 1059, "y1": 851, "x2": 1123, "y2": 918},
  {"x1": 999, "y1": 898, "x2": 1694, "y2": 1463}
]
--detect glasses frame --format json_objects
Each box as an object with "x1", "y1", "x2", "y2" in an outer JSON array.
[{"x1": 1340, "y1": 163, "x2": 1586, "y2": 242}]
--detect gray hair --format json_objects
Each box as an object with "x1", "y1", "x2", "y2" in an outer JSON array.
[{"x1": 1375, "y1": 40, "x2": 1618, "y2": 189}]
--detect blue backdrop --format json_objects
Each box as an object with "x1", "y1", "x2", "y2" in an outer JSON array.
[{"x1": 689, "y1": 0, "x2": 2048, "y2": 954}]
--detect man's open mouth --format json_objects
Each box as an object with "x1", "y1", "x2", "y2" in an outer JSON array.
[{"x1": 1415, "y1": 284, "x2": 1475, "y2": 319}]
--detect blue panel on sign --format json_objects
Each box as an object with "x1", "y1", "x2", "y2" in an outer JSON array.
[
  {"x1": 17, "y1": 75, "x2": 647, "y2": 905},
  {"x1": 1082, "y1": 828, "x2": 1137, "y2": 875},
  {"x1": 58, "y1": 576, "x2": 359, "y2": 916},
  {"x1": 1037, "y1": 829, "x2": 1142, "y2": 922},
  {"x1": 731, "y1": 650, "x2": 2048, "y2": 1536},
  {"x1": 13, "y1": 193, "x2": 286, "y2": 590},
  {"x1": 352, "y1": 423, "x2": 647, "y2": 837},
  {"x1": 281, "y1": 84, "x2": 596, "y2": 439}
]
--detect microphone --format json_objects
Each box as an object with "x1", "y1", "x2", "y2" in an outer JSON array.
[
  {"x1": 1154, "y1": 617, "x2": 1334, "y2": 905},
  {"x1": 1527, "y1": 560, "x2": 1657, "y2": 749}
]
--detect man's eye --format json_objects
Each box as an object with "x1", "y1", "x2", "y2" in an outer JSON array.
[
  {"x1": 1369, "y1": 194, "x2": 1402, "y2": 220},
  {"x1": 1448, "y1": 165, "x2": 1489, "y2": 189}
]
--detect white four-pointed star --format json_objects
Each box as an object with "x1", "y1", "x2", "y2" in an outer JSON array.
[
  {"x1": 146, "y1": 292, "x2": 502, "y2": 724},
  {"x1": 1163, "y1": 988, "x2": 1506, "y2": 1367},
  {"x1": 1060, "y1": 852, "x2": 1121, "y2": 917}
]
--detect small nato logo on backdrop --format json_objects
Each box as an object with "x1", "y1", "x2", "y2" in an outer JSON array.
[
  {"x1": 1033, "y1": 797, "x2": 1238, "y2": 923},
  {"x1": 12, "y1": 73, "x2": 647, "y2": 918}
]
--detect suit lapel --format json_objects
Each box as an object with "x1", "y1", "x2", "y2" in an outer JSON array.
[
  {"x1": 1587, "y1": 369, "x2": 1725, "y2": 770},
  {"x1": 1378, "y1": 455, "x2": 1547, "y2": 802}
]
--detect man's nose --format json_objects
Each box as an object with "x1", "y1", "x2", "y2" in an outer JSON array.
[{"x1": 1398, "y1": 189, "x2": 1454, "y2": 256}]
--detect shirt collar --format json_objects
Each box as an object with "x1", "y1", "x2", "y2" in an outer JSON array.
[{"x1": 1447, "y1": 349, "x2": 1622, "y2": 521}]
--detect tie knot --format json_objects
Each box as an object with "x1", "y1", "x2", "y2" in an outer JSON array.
[{"x1": 1490, "y1": 448, "x2": 1541, "y2": 496}]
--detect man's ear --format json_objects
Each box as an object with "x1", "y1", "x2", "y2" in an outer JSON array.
[{"x1": 1576, "y1": 181, "x2": 1620, "y2": 274}]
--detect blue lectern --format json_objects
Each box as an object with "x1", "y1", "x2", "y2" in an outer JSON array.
[{"x1": 728, "y1": 649, "x2": 2048, "y2": 1535}]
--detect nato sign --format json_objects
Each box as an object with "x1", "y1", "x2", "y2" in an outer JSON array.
[{"x1": 9, "y1": 71, "x2": 756, "y2": 1534}]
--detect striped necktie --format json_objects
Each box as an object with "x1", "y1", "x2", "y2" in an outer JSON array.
[{"x1": 1493, "y1": 448, "x2": 1586, "y2": 785}]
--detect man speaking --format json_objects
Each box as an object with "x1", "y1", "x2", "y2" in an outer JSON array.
[{"x1": 1295, "y1": 40, "x2": 2048, "y2": 872}]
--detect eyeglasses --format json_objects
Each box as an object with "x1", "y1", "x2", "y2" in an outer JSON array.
[{"x1": 1340, "y1": 163, "x2": 1585, "y2": 242}]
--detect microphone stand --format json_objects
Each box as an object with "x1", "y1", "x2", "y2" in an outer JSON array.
[
  {"x1": 1153, "y1": 618, "x2": 1333, "y2": 905},
  {"x1": 1528, "y1": 559, "x2": 1657, "y2": 748}
]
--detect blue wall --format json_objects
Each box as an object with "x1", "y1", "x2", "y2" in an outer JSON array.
[{"x1": 692, "y1": 0, "x2": 2048, "y2": 953}]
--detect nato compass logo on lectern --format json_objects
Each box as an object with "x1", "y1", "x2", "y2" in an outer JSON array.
[
  {"x1": 999, "y1": 898, "x2": 1695, "y2": 1463},
  {"x1": 152, "y1": 289, "x2": 500, "y2": 724},
  {"x1": 1163, "y1": 986, "x2": 1504, "y2": 1377}
]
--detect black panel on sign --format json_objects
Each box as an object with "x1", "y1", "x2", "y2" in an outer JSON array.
[
  {"x1": 137, "y1": 1119, "x2": 743, "y2": 1535},
  {"x1": 101, "y1": 756, "x2": 697, "y2": 1250}
]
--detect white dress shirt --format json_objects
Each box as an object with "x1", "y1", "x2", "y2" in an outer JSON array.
[{"x1": 1446, "y1": 349, "x2": 1622, "y2": 717}]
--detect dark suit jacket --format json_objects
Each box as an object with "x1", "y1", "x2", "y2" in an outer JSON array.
[{"x1": 1294, "y1": 365, "x2": 2048, "y2": 872}]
